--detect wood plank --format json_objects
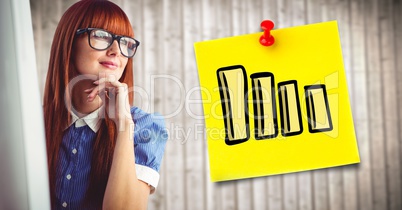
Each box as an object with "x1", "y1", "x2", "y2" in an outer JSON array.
[
  {"x1": 262, "y1": 0, "x2": 278, "y2": 23},
  {"x1": 217, "y1": 181, "x2": 237, "y2": 210},
  {"x1": 245, "y1": 0, "x2": 262, "y2": 34},
  {"x1": 291, "y1": 0, "x2": 306, "y2": 26},
  {"x1": 364, "y1": 0, "x2": 388, "y2": 209},
  {"x1": 39, "y1": 0, "x2": 63, "y2": 100},
  {"x1": 236, "y1": 179, "x2": 253, "y2": 210},
  {"x1": 338, "y1": 0, "x2": 353, "y2": 106},
  {"x1": 251, "y1": 177, "x2": 268, "y2": 210},
  {"x1": 277, "y1": 0, "x2": 291, "y2": 28},
  {"x1": 342, "y1": 163, "x2": 358, "y2": 210},
  {"x1": 231, "y1": 0, "x2": 246, "y2": 36},
  {"x1": 379, "y1": 0, "x2": 402, "y2": 209},
  {"x1": 161, "y1": 0, "x2": 186, "y2": 209},
  {"x1": 139, "y1": 0, "x2": 167, "y2": 209},
  {"x1": 336, "y1": 1, "x2": 359, "y2": 210},
  {"x1": 182, "y1": 0, "x2": 206, "y2": 209},
  {"x1": 200, "y1": 0, "x2": 220, "y2": 209},
  {"x1": 123, "y1": 0, "x2": 144, "y2": 104},
  {"x1": 297, "y1": 171, "x2": 313, "y2": 210},
  {"x1": 306, "y1": 0, "x2": 324, "y2": 24},
  {"x1": 354, "y1": 117, "x2": 372, "y2": 210},
  {"x1": 350, "y1": 0, "x2": 373, "y2": 209},
  {"x1": 283, "y1": 173, "x2": 298, "y2": 210},
  {"x1": 312, "y1": 170, "x2": 329, "y2": 210},
  {"x1": 328, "y1": 168, "x2": 343, "y2": 210},
  {"x1": 61, "y1": 0, "x2": 76, "y2": 13},
  {"x1": 268, "y1": 175, "x2": 283, "y2": 210},
  {"x1": 29, "y1": 0, "x2": 44, "y2": 100},
  {"x1": 394, "y1": 1, "x2": 402, "y2": 209}
]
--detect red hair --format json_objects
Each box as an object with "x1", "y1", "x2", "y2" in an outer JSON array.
[{"x1": 43, "y1": 0, "x2": 134, "y2": 208}]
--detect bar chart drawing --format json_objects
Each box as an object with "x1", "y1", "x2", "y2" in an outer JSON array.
[
  {"x1": 250, "y1": 72, "x2": 278, "y2": 139},
  {"x1": 304, "y1": 85, "x2": 333, "y2": 133},
  {"x1": 278, "y1": 80, "x2": 304, "y2": 137},
  {"x1": 216, "y1": 66, "x2": 334, "y2": 145},
  {"x1": 217, "y1": 65, "x2": 250, "y2": 145}
]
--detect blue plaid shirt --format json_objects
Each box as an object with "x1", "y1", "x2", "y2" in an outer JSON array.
[{"x1": 54, "y1": 107, "x2": 168, "y2": 209}]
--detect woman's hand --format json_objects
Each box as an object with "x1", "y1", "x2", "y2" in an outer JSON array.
[
  {"x1": 84, "y1": 73, "x2": 132, "y2": 130},
  {"x1": 86, "y1": 75, "x2": 149, "y2": 210}
]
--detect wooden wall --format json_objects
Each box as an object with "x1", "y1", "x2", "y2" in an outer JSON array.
[{"x1": 30, "y1": 0, "x2": 402, "y2": 209}]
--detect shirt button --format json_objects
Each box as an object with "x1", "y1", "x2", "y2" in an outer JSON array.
[
  {"x1": 72, "y1": 148, "x2": 77, "y2": 154},
  {"x1": 62, "y1": 202, "x2": 67, "y2": 207},
  {"x1": 66, "y1": 174, "x2": 72, "y2": 180}
]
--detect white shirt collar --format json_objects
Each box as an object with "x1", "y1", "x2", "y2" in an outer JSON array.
[{"x1": 67, "y1": 106, "x2": 104, "y2": 132}]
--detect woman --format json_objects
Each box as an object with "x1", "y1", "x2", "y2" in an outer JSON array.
[{"x1": 43, "y1": 0, "x2": 168, "y2": 209}]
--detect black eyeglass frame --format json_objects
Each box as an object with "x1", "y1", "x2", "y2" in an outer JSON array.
[{"x1": 76, "y1": 28, "x2": 140, "y2": 58}]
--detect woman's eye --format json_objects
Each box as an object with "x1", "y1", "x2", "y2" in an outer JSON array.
[
  {"x1": 120, "y1": 39, "x2": 128, "y2": 46},
  {"x1": 121, "y1": 38, "x2": 136, "y2": 49},
  {"x1": 127, "y1": 42, "x2": 135, "y2": 50}
]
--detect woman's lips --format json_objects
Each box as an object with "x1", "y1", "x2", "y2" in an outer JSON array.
[{"x1": 100, "y1": 61, "x2": 117, "y2": 69}]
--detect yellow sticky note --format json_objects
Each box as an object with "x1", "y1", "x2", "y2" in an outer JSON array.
[{"x1": 194, "y1": 21, "x2": 360, "y2": 182}]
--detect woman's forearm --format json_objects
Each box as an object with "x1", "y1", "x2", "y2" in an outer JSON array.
[{"x1": 103, "y1": 120, "x2": 150, "y2": 210}]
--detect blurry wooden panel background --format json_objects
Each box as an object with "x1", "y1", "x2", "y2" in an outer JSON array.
[{"x1": 30, "y1": 0, "x2": 402, "y2": 209}]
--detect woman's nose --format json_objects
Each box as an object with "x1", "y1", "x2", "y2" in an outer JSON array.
[{"x1": 107, "y1": 40, "x2": 120, "y2": 56}]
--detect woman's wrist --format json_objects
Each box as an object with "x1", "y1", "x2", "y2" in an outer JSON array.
[{"x1": 116, "y1": 118, "x2": 134, "y2": 132}]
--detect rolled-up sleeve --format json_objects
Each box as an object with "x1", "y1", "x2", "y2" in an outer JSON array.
[{"x1": 131, "y1": 107, "x2": 168, "y2": 193}]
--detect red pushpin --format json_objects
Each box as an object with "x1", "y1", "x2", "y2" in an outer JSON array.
[{"x1": 260, "y1": 20, "x2": 275, "y2": 46}]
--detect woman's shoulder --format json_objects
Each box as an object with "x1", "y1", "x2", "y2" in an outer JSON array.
[{"x1": 130, "y1": 106, "x2": 166, "y2": 131}]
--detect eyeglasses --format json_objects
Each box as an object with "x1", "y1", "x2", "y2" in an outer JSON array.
[{"x1": 76, "y1": 28, "x2": 140, "y2": 58}]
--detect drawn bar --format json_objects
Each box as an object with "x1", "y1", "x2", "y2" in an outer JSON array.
[
  {"x1": 278, "y1": 80, "x2": 303, "y2": 136},
  {"x1": 304, "y1": 85, "x2": 333, "y2": 133},
  {"x1": 217, "y1": 65, "x2": 250, "y2": 145},
  {"x1": 250, "y1": 72, "x2": 278, "y2": 139}
]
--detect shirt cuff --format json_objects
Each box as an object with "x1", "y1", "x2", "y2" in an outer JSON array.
[{"x1": 135, "y1": 164, "x2": 160, "y2": 194}]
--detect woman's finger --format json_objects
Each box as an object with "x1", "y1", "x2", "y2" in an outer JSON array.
[
  {"x1": 88, "y1": 74, "x2": 127, "y2": 103},
  {"x1": 87, "y1": 86, "x2": 104, "y2": 101},
  {"x1": 93, "y1": 77, "x2": 106, "y2": 85},
  {"x1": 84, "y1": 88, "x2": 94, "y2": 93},
  {"x1": 94, "y1": 75, "x2": 123, "y2": 88},
  {"x1": 105, "y1": 74, "x2": 124, "y2": 88}
]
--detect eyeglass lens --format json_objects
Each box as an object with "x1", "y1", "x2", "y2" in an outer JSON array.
[{"x1": 89, "y1": 29, "x2": 137, "y2": 57}]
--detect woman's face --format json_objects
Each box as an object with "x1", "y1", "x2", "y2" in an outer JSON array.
[{"x1": 73, "y1": 31, "x2": 128, "y2": 79}]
